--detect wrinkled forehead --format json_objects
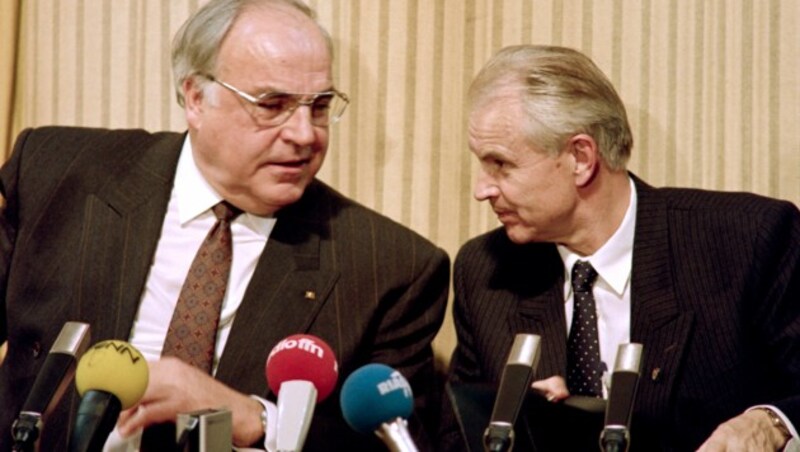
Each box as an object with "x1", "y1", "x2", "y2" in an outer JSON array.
[
  {"x1": 216, "y1": 5, "x2": 333, "y2": 90},
  {"x1": 223, "y1": 5, "x2": 330, "y2": 58}
]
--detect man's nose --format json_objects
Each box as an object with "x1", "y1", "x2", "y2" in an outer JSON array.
[
  {"x1": 281, "y1": 105, "x2": 317, "y2": 145},
  {"x1": 474, "y1": 173, "x2": 499, "y2": 201}
]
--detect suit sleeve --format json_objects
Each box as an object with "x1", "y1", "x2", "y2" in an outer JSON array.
[
  {"x1": 368, "y1": 242, "x2": 450, "y2": 449},
  {"x1": 437, "y1": 244, "x2": 483, "y2": 451},
  {"x1": 0, "y1": 128, "x2": 32, "y2": 344},
  {"x1": 751, "y1": 201, "x2": 800, "y2": 424}
]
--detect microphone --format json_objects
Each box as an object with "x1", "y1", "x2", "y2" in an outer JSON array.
[
  {"x1": 483, "y1": 333, "x2": 542, "y2": 452},
  {"x1": 265, "y1": 334, "x2": 338, "y2": 452},
  {"x1": 599, "y1": 343, "x2": 643, "y2": 452},
  {"x1": 11, "y1": 321, "x2": 91, "y2": 452},
  {"x1": 340, "y1": 363, "x2": 418, "y2": 452},
  {"x1": 68, "y1": 340, "x2": 149, "y2": 452}
]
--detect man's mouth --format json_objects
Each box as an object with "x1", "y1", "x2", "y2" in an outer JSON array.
[{"x1": 271, "y1": 158, "x2": 310, "y2": 168}]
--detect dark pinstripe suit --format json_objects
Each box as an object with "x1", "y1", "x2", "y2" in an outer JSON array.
[
  {"x1": 442, "y1": 176, "x2": 800, "y2": 451},
  {"x1": 0, "y1": 127, "x2": 449, "y2": 451}
]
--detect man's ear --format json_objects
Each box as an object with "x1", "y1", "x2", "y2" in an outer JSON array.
[
  {"x1": 569, "y1": 134, "x2": 600, "y2": 187},
  {"x1": 183, "y1": 76, "x2": 206, "y2": 128}
]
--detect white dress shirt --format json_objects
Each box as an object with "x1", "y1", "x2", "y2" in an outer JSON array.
[{"x1": 105, "y1": 137, "x2": 278, "y2": 451}]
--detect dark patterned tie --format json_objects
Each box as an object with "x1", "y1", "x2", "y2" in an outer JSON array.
[
  {"x1": 142, "y1": 202, "x2": 241, "y2": 451},
  {"x1": 566, "y1": 260, "x2": 604, "y2": 397},
  {"x1": 161, "y1": 201, "x2": 241, "y2": 373}
]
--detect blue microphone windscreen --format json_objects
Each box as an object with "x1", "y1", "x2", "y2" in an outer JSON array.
[{"x1": 339, "y1": 363, "x2": 414, "y2": 434}]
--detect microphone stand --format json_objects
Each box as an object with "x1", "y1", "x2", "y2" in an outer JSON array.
[{"x1": 375, "y1": 417, "x2": 419, "y2": 452}]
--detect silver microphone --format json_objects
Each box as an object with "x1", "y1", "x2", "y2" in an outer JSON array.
[
  {"x1": 599, "y1": 343, "x2": 643, "y2": 452},
  {"x1": 483, "y1": 333, "x2": 542, "y2": 452}
]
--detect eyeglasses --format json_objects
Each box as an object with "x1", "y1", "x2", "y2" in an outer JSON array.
[{"x1": 203, "y1": 74, "x2": 349, "y2": 127}]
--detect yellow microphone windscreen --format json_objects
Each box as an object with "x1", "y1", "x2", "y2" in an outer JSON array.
[{"x1": 75, "y1": 340, "x2": 149, "y2": 409}]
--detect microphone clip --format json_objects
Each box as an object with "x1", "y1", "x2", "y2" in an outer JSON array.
[
  {"x1": 599, "y1": 426, "x2": 629, "y2": 452},
  {"x1": 11, "y1": 412, "x2": 43, "y2": 452},
  {"x1": 483, "y1": 422, "x2": 514, "y2": 452}
]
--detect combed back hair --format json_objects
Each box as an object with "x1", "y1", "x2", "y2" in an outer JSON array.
[
  {"x1": 171, "y1": 0, "x2": 333, "y2": 107},
  {"x1": 468, "y1": 45, "x2": 633, "y2": 170}
]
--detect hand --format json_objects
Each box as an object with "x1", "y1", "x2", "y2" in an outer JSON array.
[
  {"x1": 697, "y1": 409, "x2": 790, "y2": 451},
  {"x1": 116, "y1": 357, "x2": 264, "y2": 447},
  {"x1": 531, "y1": 375, "x2": 570, "y2": 402}
]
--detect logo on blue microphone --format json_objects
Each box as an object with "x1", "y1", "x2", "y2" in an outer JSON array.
[{"x1": 376, "y1": 371, "x2": 412, "y2": 398}]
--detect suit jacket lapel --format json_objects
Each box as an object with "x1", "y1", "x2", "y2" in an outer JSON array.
[
  {"x1": 629, "y1": 175, "x2": 694, "y2": 417},
  {"x1": 215, "y1": 182, "x2": 339, "y2": 395},
  {"x1": 76, "y1": 132, "x2": 183, "y2": 343}
]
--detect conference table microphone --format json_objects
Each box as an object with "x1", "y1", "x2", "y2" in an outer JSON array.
[
  {"x1": 265, "y1": 334, "x2": 339, "y2": 452},
  {"x1": 483, "y1": 333, "x2": 542, "y2": 452},
  {"x1": 599, "y1": 343, "x2": 643, "y2": 452},
  {"x1": 68, "y1": 340, "x2": 149, "y2": 452},
  {"x1": 340, "y1": 363, "x2": 418, "y2": 452},
  {"x1": 12, "y1": 321, "x2": 91, "y2": 452}
]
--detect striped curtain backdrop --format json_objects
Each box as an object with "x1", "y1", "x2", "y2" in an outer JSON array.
[{"x1": 8, "y1": 0, "x2": 800, "y2": 362}]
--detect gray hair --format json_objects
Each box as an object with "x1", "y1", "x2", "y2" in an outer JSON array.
[
  {"x1": 469, "y1": 45, "x2": 633, "y2": 170},
  {"x1": 171, "y1": 0, "x2": 333, "y2": 107}
]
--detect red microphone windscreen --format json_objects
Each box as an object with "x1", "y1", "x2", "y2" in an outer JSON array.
[{"x1": 265, "y1": 334, "x2": 338, "y2": 402}]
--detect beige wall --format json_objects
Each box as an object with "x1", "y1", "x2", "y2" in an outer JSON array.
[
  {"x1": 8, "y1": 0, "x2": 800, "y2": 364},
  {"x1": 1, "y1": 0, "x2": 20, "y2": 154}
]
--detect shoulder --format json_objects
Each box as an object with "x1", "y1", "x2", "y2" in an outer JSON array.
[
  {"x1": 455, "y1": 227, "x2": 555, "y2": 264},
  {"x1": 2, "y1": 127, "x2": 183, "y2": 213},
  {"x1": 640, "y1": 182, "x2": 799, "y2": 234},
  {"x1": 12, "y1": 125, "x2": 180, "y2": 149},
  {"x1": 634, "y1": 180, "x2": 800, "y2": 271},
  {"x1": 454, "y1": 227, "x2": 560, "y2": 284},
  {"x1": 455, "y1": 227, "x2": 509, "y2": 263},
  {"x1": 290, "y1": 180, "x2": 447, "y2": 259},
  {"x1": 8, "y1": 126, "x2": 183, "y2": 168}
]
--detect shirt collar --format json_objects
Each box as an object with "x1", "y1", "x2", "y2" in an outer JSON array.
[
  {"x1": 558, "y1": 177, "x2": 638, "y2": 296},
  {"x1": 176, "y1": 137, "x2": 220, "y2": 225},
  {"x1": 175, "y1": 136, "x2": 277, "y2": 237}
]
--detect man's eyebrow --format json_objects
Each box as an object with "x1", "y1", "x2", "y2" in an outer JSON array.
[{"x1": 252, "y1": 84, "x2": 338, "y2": 96}]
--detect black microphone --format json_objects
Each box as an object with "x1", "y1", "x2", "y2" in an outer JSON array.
[
  {"x1": 483, "y1": 333, "x2": 542, "y2": 452},
  {"x1": 599, "y1": 343, "x2": 643, "y2": 452},
  {"x1": 11, "y1": 321, "x2": 91, "y2": 452}
]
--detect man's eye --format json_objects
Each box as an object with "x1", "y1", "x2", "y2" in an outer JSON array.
[
  {"x1": 312, "y1": 96, "x2": 334, "y2": 111},
  {"x1": 258, "y1": 96, "x2": 291, "y2": 112}
]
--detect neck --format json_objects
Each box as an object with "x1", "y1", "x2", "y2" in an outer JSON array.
[{"x1": 563, "y1": 170, "x2": 631, "y2": 256}]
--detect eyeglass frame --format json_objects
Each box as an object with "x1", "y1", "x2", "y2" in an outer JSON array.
[{"x1": 199, "y1": 73, "x2": 350, "y2": 127}]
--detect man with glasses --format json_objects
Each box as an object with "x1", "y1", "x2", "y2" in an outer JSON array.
[{"x1": 0, "y1": 1, "x2": 448, "y2": 451}]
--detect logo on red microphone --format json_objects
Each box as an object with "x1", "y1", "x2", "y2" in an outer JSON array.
[{"x1": 268, "y1": 336, "x2": 325, "y2": 360}]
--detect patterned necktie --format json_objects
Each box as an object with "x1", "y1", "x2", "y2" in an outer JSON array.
[
  {"x1": 161, "y1": 201, "x2": 241, "y2": 373},
  {"x1": 566, "y1": 260, "x2": 604, "y2": 397}
]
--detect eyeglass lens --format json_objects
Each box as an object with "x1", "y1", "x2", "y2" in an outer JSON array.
[{"x1": 254, "y1": 92, "x2": 343, "y2": 126}]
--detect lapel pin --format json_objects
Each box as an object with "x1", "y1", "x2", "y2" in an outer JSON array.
[
  {"x1": 651, "y1": 367, "x2": 662, "y2": 382},
  {"x1": 304, "y1": 290, "x2": 316, "y2": 300}
]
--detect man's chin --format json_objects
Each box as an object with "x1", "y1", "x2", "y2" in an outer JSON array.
[
  {"x1": 503, "y1": 225, "x2": 537, "y2": 244},
  {"x1": 245, "y1": 183, "x2": 310, "y2": 215}
]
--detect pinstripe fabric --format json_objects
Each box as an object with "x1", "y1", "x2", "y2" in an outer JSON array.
[
  {"x1": 441, "y1": 176, "x2": 800, "y2": 451},
  {"x1": 9, "y1": 0, "x2": 800, "y2": 368},
  {"x1": 0, "y1": 127, "x2": 450, "y2": 452}
]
